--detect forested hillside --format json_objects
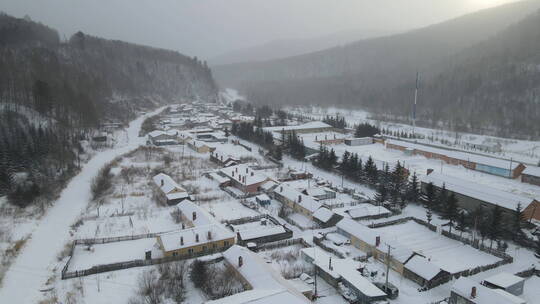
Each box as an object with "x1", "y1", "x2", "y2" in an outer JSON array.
[
  {"x1": 213, "y1": 0, "x2": 540, "y2": 138},
  {"x1": 0, "y1": 13, "x2": 217, "y2": 207}
]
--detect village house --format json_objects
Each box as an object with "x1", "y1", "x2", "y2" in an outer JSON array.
[
  {"x1": 147, "y1": 130, "x2": 180, "y2": 146},
  {"x1": 205, "y1": 245, "x2": 310, "y2": 304},
  {"x1": 336, "y1": 218, "x2": 412, "y2": 275},
  {"x1": 210, "y1": 150, "x2": 241, "y2": 167},
  {"x1": 386, "y1": 139, "x2": 525, "y2": 178},
  {"x1": 301, "y1": 187, "x2": 336, "y2": 201},
  {"x1": 339, "y1": 204, "x2": 392, "y2": 221},
  {"x1": 521, "y1": 166, "x2": 540, "y2": 187},
  {"x1": 187, "y1": 140, "x2": 215, "y2": 153},
  {"x1": 272, "y1": 184, "x2": 322, "y2": 218},
  {"x1": 152, "y1": 173, "x2": 191, "y2": 205},
  {"x1": 174, "y1": 201, "x2": 216, "y2": 228},
  {"x1": 345, "y1": 137, "x2": 374, "y2": 146},
  {"x1": 219, "y1": 164, "x2": 271, "y2": 194},
  {"x1": 156, "y1": 224, "x2": 235, "y2": 258},
  {"x1": 449, "y1": 277, "x2": 526, "y2": 304},
  {"x1": 421, "y1": 172, "x2": 540, "y2": 222},
  {"x1": 301, "y1": 247, "x2": 387, "y2": 304},
  {"x1": 402, "y1": 254, "x2": 449, "y2": 288},
  {"x1": 231, "y1": 217, "x2": 293, "y2": 246},
  {"x1": 312, "y1": 207, "x2": 344, "y2": 228}
]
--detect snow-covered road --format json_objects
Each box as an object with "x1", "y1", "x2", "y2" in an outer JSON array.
[{"x1": 0, "y1": 107, "x2": 165, "y2": 304}]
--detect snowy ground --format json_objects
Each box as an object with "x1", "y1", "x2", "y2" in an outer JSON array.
[{"x1": 0, "y1": 107, "x2": 166, "y2": 303}]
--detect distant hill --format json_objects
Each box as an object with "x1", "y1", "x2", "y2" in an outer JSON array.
[
  {"x1": 208, "y1": 28, "x2": 395, "y2": 65},
  {"x1": 213, "y1": 0, "x2": 540, "y2": 138},
  {"x1": 0, "y1": 13, "x2": 218, "y2": 206}
]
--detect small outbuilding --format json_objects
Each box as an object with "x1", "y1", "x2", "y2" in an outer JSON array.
[
  {"x1": 255, "y1": 194, "x2": 271, "y2": 206},
  {"x1": 483, "y1": 272, "x2": 525, "y2": 296}
]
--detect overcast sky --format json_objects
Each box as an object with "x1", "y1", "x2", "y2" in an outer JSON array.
[{"x1": 1, "y1": 0, "x2": 518, "y2": 59}]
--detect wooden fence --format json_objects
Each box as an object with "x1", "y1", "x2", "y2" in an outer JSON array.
[
  {"x1": 62, "y1": 246, "x2": 229, "y2": 280},
  {"x1": 255, "y1": 238, "x2": 309, "y2": 252}
]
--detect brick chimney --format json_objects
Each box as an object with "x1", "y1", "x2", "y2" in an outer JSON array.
[
  {"x1": 161, "y1": 179, "x2": 164, "y2": 187},
  {"x1": 192, "y1": 211, "x2": 197, "y2": 221},
  {"x1": 298, "y1": 195, "x2": 302, "y2": 202},
  {"x1": 471, "y1": 286, "x2": 477, "y2": 299},
  {"x1": 375, "y1": 236, "x2": 381, "y2": 247},
  {"x1": 207, "y1": 231, "x2": 212, "y2": 240},
  {"x1": 238, "y1": 256, "x2": 243, "y2": 267},
  {"x1": 195, "y1": 234, "x2": 199, "y2": 242},
  {"x1": 180, "y1": 236, "x2": 184, "y2": 245},
  {"x1": 232, "y1": 171, "x2": 235, "y2": 177}
]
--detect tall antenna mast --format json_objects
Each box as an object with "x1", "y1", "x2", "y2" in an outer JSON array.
[{"x1": 413, "y1": 72, "x2": 419, "y2": 139}]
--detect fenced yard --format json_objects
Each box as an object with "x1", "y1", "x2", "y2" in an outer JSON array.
[{"x1": 373, "y1": 220, "x2": 504, "y2": 274}]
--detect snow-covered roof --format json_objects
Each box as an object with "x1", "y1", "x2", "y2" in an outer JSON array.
[
  {"x1": 153, "y1": 173, "x2": 186, "y2": 195},
  {"x1": 166, "y1": 191, "x2": 189, "y2": 201},
  {"x1": 190, "y1": 140, "x2": 211, "y2": 148},
  {"x1": 208, "y1": 172, "x2": 230, "y2": 184},
  {"x1": 260, "y1": 180, "x2": 278, "y2": 191},
  {"x1": 255, "y1": 194, "x2": 271, "y2": 201},
  {"x1": 336, "y1": 218, "x2": 413, "y2": 263},
  {"x1": 220, "y1": 164, "x2": 269, "y2": 186},
  {"x1": 421, "y1": 172, "x2": 537, "y2": 211},
  {"x1": 274, "y1": 184, "x2": 322, "y2": 213},
  {"x1": 303, "y1": 187, "x2": 328, "y2": 198},
  {"x1": 386, "y1": 139, "x2": 522, "y2": 170},
  {"x1": 238, "y1": 226, "x2": 287, "y2": 240},
  {"x1": 343, "y1": 204, "x2": 391, "y2": 219},
  {"x1": 404, "y1": 255, "x2": 442, "y2": 281},
  {"x1": 148, "y1": 130, "x2": 179, "y2": 138},
  {"x1": 208, "y1": 246, "x2": 310, "y2": 304},
  {"x1": 158, "y1": 225, "x2": 234, "y2": 252},
  {"x1": 523, "y1": 165, "x2": 540, "y2": 177},
  {"x1": 263, "y1": 121, "x2": 333, "y2": 133},
  {"x1": 483, "y1": 272, "x2": 524, "y2": 289},
  {"x1": 313, "y1": 208, "x2": 335, "y2": 223},
  {"x1": 175, "y1": 201, "x2": 217, "y2": 227},
  {"x1": 451, "y1": 277, "x2": 526, "y2": 304},
  {"x1": 301, "y1": 247, "x2": 386, "y2": 298}
]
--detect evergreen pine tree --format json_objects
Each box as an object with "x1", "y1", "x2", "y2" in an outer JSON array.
[
  {"x1": 535, "y1": 235, "x2": 540, "y2": 259},
  {"x1": 445, "y1": 193, "x2": 459, "y2": 233},
  {"x1": 456, "y1": 211, "x2": 467, "y2": 237},
  {"x1": 407, "y1": 172, "x2": 420, "y2": 203},
  {"x1": 374, "y1": 183, "x2": 388, "y2": 204},
  {"x1": 436, "y1": 183, "x2": 449, "y2": 212},
  {"x1": 426, "y1": 205, "x2": 433, "y2": 224},
  {"x1": 489, "y1": 205, "x2": 503, "y2": 249},
  {"x1": 512, "y1": 203, "x2": 526, "y2": 241}
]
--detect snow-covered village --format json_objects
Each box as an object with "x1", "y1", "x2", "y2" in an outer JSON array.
[{"x1": 2, "y1": 1, "x2": 540, "y2": 304}]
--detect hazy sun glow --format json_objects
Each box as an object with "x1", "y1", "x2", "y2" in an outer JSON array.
[{"x1": 469, "y1": 0, "x2": 519, "y2": 10}]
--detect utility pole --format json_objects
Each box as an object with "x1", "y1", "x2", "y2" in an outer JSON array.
[
  {"x1": 412, "y1": 72, "x2": 419, "y2": 139},
  {"x1": 385, "y1": 244, "x2": 394, "y2": 287}
]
